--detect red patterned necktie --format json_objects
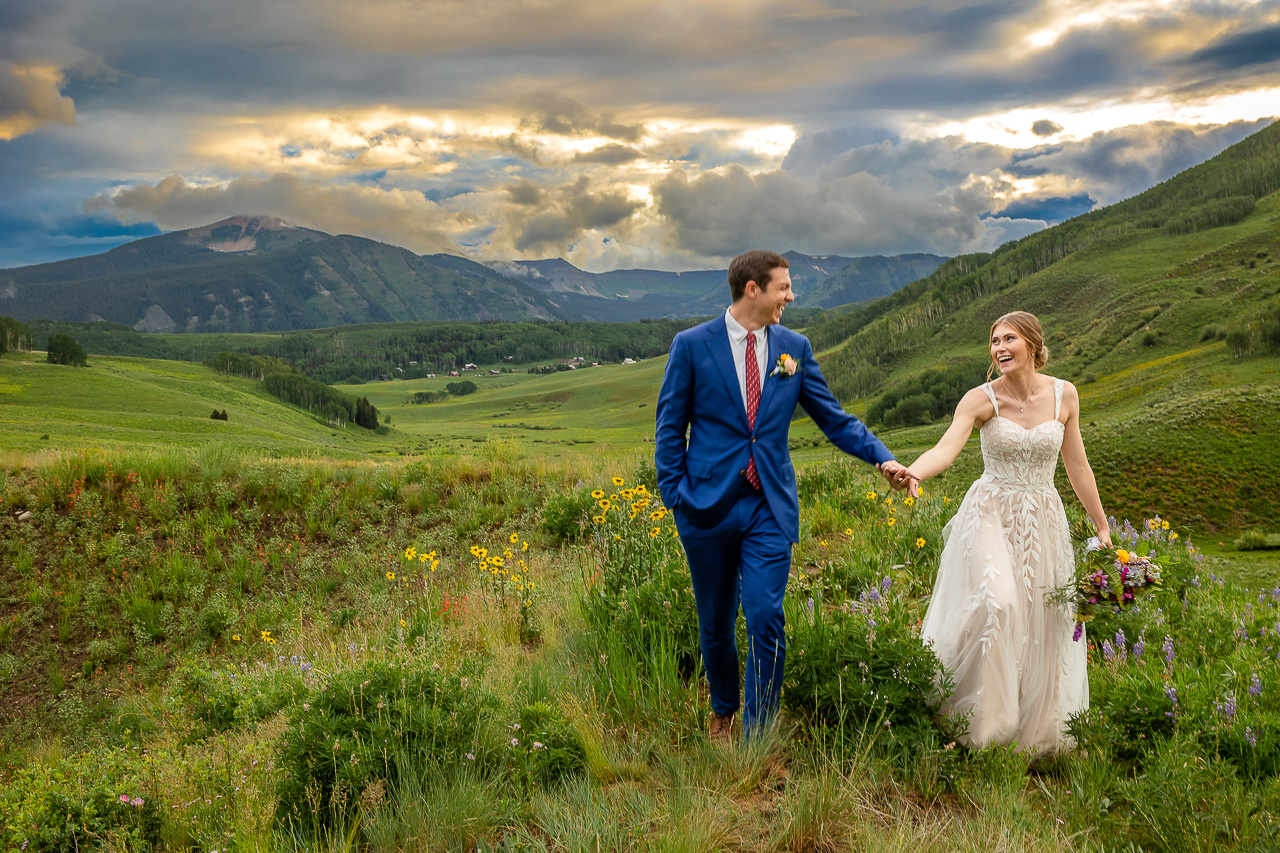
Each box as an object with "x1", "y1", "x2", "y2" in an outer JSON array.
[{"x1": 745, "y1": 331, "x2": 761, "y2": 489}]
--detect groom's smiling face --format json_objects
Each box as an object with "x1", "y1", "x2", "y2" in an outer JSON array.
[{"x1": 747, "y1": 267, "x2": 795, "y2": 328}]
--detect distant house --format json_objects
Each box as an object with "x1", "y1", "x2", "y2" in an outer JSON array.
[
  {"x1": 489, "y1": 369, "x2": 501, "y2": 375},
  {"x1": 622, "y1": 358, "x2": 636, "y2": 365},
  {"x1": 570, "y1": 356, "x2": 585, "y2": 363},
  {"x1": 426, "y1": 373, "x2": 436, "y2": 379},
  {"x1": 503, "y1": 356, "x2": 514, "y2": 363},
  {"x1": 449, "y1": 370, "x2": 460, "y2": 377},
  {"x1": 463, "y1": 363, "x2": 478, "y2": 370}
]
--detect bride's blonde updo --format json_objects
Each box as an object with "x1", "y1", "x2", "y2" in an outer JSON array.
[{"x1": 987, "y1": 311, "x2": 1049, "y2": 380}]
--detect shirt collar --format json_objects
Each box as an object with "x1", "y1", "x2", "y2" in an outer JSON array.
[{"x1": 724, "y1": 307, "x2": 766, "y2": 346}]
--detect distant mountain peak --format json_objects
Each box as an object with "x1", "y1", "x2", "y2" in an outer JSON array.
[{"x1": 178, "y1": 215, "x2": 330, "y2": 253}]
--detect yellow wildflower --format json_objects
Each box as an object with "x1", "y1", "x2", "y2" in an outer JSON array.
[
  {"x1": 885, "y1": 497, "x2": 893, "y2": 506},
  {"x1": 1170, "y1": 532, "x2": 1179, "y2": 540},
  {"x1": 886, "y1": 518, "x2": 896, "y2": 527},
  {"x1": 1162, "y1": 520, "x2": 1170, "y2": 530},
  {"x1": 419, "y1": 553, "x2": 429, "y2": 563},
  {"x1": 621, "y1": 489, "x2": 635, "y2": 500},
  {"x1": 598, "y1": 499, "x2": 611, "y2": 510},
  {"x1": 232, "y1": 634, "x2": 241, "y2": 642},
  {"x1": 649, "y1": 527, "x2": 660, "y2": 537},
  {"x1": 1116, "y1": 549, "x2": 1131, "y2": 564},
  {"x1": 266, "y1": 637, "x2": 276, "y2": 645},
  {"x1": 386, "y1": 571, "x2": 396, "y2": 580},
  {"x1": 593, "y1": 515, "x2": 605, "y2": 524},
  {"x1": 592, "y1": 489, "x2": 605, "y2": 499},
  {"x1": 820, "y1": 540, "x2": 828, "y2": 547},
  {"x1": 637, "y1": 484, "x2": 648, "y2": 494},
  {"x1": 404, "y1": 546, "x2": 417, "y2": 561},
  {"x1": 613, "y1": 476, "x2": 625, "y2": 486},
  {"x1": 865, "y1": 491, "x2": 877, "y2": 500},
  {"x1": 400, "y1": 619, "x2": 407, "y2": 627},
  {"x1": 510, "y1": 532, "x2": 520, "y2": 544},
  {"x1": 844, "y1": 528, "x2": 853, "y2": 537},
  {"x1": 522, "y1": 541, "x2": 529, "y2": 551},
  {"x1": 916, "y1": 538, "x2": 926, "y2": 548},
  {"x1": 904, "y1": 497, "x2": 914, "y2": 507},
  {"x1": 260, "y1": 629, "x2": 272, "y2": 640}
]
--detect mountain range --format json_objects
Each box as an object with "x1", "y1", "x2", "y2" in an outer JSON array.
[{"x1": 0, "y1": 215, "x2": 943, "y2": 332}]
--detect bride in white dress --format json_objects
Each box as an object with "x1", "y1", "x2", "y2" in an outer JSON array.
[{"x1": 904, "y1": 312, "x2": 1113, "y2": 756}]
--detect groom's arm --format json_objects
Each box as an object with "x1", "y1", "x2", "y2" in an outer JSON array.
[
  {"x1": 795, "y1": 337, "x2": 895, "y2": 467},
  {"x1": 655, "y1": 332, "x2": 694, "y2": 511}
]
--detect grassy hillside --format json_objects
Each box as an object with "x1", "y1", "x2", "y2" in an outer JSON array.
[
  {"x1": 799, "y1": 121, "x2": 1280, "y2": 532},
  {"x1": 0, "y1": 353, "x2": 393, "y2": 458}
]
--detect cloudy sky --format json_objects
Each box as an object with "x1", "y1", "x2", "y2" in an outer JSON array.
[{"x1": 2, "y1": 0, "x2": 1278, "y2": 271}]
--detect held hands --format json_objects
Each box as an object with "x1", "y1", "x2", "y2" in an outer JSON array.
[{"x1": 877, "y1": 461, "x2": 919, "y2": 498}]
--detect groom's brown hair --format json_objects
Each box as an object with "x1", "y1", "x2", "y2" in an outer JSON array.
[{"x1": 728, "y1": 251, "x2": 789, "y2": 302}]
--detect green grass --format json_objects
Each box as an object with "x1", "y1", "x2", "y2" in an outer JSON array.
[
  {"x1": 337, "y1": 360, "x2": 667, "y2": 457},
  {"x1": 0, "y1": 352, "x2": 408, "y2": 458},
  {"x1": 2, "y1": 447, "x2": 1279, "y2": 852}
]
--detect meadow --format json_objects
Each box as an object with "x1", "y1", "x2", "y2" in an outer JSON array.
[{"x1": 2, "y1": 436, "x2": 1279, "y2": 852}]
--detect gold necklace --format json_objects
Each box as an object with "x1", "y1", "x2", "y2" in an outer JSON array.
[{"x1": 1004, "y1": 376, "x2": 1038, "y2": 413}]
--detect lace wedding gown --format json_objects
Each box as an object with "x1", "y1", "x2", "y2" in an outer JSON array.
[{"x1": 920, "y1": 378, "x2": 1087, "y2": 756}]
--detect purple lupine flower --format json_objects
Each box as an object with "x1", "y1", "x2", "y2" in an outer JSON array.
[
  {"x1": 1250, "y1": 673, "x2": 1262, "y2": 697},
  {"x1": 1246, "y1": 727, "x2": 1257, "y2": 747},
  {"x1": 881, "y1": 575, "x2": 892, "y2": 594},
  {"x1": 1216, "y1": 695, "x2": 1237, "y2": 721},
  {"x1": 1101, "y1": 640, "x2": 1115, "y2": 660},
  {"x1": 1072, "y1": 622, "x2": 1084, "y2": 642},
  {"x1": 1133, "y1": 635, "x2": 1145, "y2": 658},
  {"x1": 1115, "y1": 630, "x2": 1126, "y2": 662},
  {"x1": 1163, "y1": 635, "x2": 1175, "y2": 664}
]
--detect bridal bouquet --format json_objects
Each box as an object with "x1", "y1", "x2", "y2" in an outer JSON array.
[{"x1": 1058, "y1": 518, "x2": 1165, "y2": 641}]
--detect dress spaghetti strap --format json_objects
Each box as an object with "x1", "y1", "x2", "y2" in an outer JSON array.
[
  {"x1": 982, "y1": 381, "x2": 1000, "y2": 416},
  {"x1": 1053, "y1": 378, "x2": 1064, "y2": 420}
]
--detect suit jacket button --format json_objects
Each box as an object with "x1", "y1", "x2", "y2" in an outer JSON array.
[
  {"x1": 751, "y1": 438, "x2": 756, "y2": 443},
  {"x1": 740, "y1": 469, "x2": 746, "y2": 476}
]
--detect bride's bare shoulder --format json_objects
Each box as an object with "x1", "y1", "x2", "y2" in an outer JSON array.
[{"x1": 959, "y1": 385, "x2": 996, "y2": 425}]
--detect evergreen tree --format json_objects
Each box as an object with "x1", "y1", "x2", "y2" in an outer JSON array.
[{"x1": 47, "y1": 333, "x2": 88, "y2": 366}]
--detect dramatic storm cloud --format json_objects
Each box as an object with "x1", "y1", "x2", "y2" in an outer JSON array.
[{"x1": 1, "y1": 0, "x2": 1277, "y2": 268}]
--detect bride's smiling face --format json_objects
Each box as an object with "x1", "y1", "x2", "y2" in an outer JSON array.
[{"x1": 990, "y1": 324, "x2": 1031, "y2": 375}]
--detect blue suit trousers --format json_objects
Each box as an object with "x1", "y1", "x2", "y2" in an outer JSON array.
[{"x1": 675, "y1": 486, "x2": 792, "y2": 737}]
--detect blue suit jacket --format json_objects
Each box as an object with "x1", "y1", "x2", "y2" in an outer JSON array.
[{"x1": 655, "y1": 315, "x2": 894, "y2": 543}]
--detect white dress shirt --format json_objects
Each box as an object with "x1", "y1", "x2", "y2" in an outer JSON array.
[{"x1": 724, "y1": 308, "x2": 769, "y2": 413}]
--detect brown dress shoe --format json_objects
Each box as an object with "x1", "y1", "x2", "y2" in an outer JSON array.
[{"x1": 709, "y1": 712, "x2": 734, "y2": 744}]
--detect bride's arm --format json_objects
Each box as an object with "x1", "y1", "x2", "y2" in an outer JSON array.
[
  {"x1": 1059, "y1": 382, "x2": 1113, "y2": 547},
  {"x1": 904, "y1": 387, "x2": 991, "y2": 482}
]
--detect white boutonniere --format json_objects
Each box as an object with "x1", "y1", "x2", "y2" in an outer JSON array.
[{"x1": 770, "y1": 354, "x2": 798, "y2": 378}]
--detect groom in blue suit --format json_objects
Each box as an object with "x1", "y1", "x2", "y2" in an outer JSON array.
[{"x1": 655, "y1": 250, "x2": 914, "y2": 740}]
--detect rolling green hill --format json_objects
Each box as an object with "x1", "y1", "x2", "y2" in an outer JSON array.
[
  {"x1": 0, "y1": 352, "x2": 395, "y2": 457},
  {"x1": 803, "y1": 119, "x2": 1280, "y2": 532}
]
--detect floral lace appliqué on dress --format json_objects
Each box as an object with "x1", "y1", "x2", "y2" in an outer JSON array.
[{"x1": 920, "y1": 378, "x2": 1086, "y2": 756}]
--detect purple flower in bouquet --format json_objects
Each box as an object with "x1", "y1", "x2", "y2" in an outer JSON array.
[{"x1": 1072, "y1": 622, "x2": 1084, "y2": 642}]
